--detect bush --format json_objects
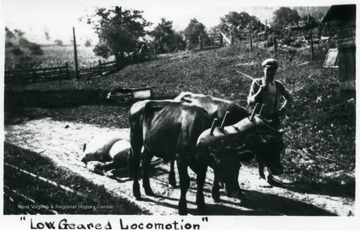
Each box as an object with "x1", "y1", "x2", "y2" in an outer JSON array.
[
  {"x1": 29, "y1": 43, "x2": 44, "y2": 55},
  {"x1": 18, "y1": 38, "x2": 31, "y2": 47},
  {"x1": 54, "y1": 39, "x2": 64, "y2": 46},
  {"x1": 11, "y1": 47, "x2": 24, "y2": 56},
  {"x1": 85, "y1": 40, "x2": 92, "y2": 47},
  {"x1": 5, "y1": 42, "x2": 14, "y2": 48}
]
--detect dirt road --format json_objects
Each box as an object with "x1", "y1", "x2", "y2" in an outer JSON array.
[{"x1": 4, "y1": 118, "x2": 354, "y2": 216}]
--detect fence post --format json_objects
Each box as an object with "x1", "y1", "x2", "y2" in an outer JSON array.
[
  {"x1": 73, "y1": 27, "x2": 79, "y2": 79},
  {"x1": 273, "y1": 34, "x2": 278, "y2": 55},
  {"x1": 98, "y1": 60, "x2": 103, "y2": 77},
  {"x1": 249, "y1": 31, "x2": 253, "y2": 51},
  {"x1": 310, "y1": 30, "x2": 314, "y2": 61},
  {"x1": 65, "y1": 62, "x2": 70, "y2": 79}
]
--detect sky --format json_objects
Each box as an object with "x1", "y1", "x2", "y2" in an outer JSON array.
[{"x1": 0, "y1": 0, "x2": 353, "y2": 45}]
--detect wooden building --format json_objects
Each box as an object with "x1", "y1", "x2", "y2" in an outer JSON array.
[{"x1": 322, "y1": 4, "x2": 356, "y2": 92}]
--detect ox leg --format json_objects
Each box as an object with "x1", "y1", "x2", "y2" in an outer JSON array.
[
  {"x1": 212, "y1": 175, "x2": 220, "y2": 203},
  {"x1": 177, "y1": 156, "x2": 189, "y2": 215},
  {"x1": 169, "y1": 160, "x2": 176, "y2": 187},
  {"x1": 258, "y1": 161, "x2": 272, "y2": 188},
  {"x1": 189, "y1": 161, "x2": 207, "y2": 213},
  {"x1": 258, "y1": 161, "x2": 266, "y2": 179},
  {"x1": 142, "y1": 150, "x2": 154, "y2": 196},
  {"x1": 195, "y1": 165, "x2": 207, "y2": 213},
  {"x1": 130, "y1": 149, "x2": 141, "y2": 200}
]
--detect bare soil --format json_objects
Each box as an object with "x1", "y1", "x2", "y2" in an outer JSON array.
[{"x1": 4, "y1": 118, "x2": 354, "y2": 216}]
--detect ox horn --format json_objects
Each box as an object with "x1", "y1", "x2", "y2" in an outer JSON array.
[
  {"x1": 210, "y1": 118, "x2": 218, "y2": 136},
  {"x1": 258, "y1": 104, "x2": 265, "y2": 116},
  {"x1": 250, "y1": 103, "x2": 259, "y2": 121},
  {"x1": 220, "y1": 111, "x2": 230, "y2": 130}
]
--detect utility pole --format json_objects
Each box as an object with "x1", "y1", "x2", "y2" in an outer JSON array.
[{"x1": 73, "y1": 27, "x2": 79, "y2": 79}]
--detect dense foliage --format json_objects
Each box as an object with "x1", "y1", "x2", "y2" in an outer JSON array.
[
  {"x1": 5, "y1": 27, "x2": 44, "y2": 58},
  {"x1": 151, "y1": 18, "x2": 186, "y2": 53},
  {"x1": 219, "y1": 11, "x2": 264, "y2": 38},
  {"x1": 272, "y1": 7, "x2": 301, "y2": 31},
  {"x1": 87, "y1": 7, "x2": 150, "y2": 62},
  {"x1": 184, "y1": 19, "x2": 208, "y2": 50}
]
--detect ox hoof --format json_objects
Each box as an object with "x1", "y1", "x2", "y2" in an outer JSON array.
[
  {"x1": 179, "y1": 209, "x2": 188, "y2": 216},
  {"x1": 259, "y1": 178, "x2": 272, "y2": 188},
  {"x1": 144, "y1": 188, "x2": 155, "y2": 196},
  {"x1": 197, "y1": 204, "x2": 206, "y2": 214},
  {"x1": 212, "y1": 196, "x2": 220, "y2": 203},
  {"x1": 169, "y1": 180, "x2": 177, "y2": 188}
]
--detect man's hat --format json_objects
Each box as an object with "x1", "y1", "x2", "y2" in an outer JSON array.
[{"x1": 262, "y1": 58, "x2": 278, "y2": 69}]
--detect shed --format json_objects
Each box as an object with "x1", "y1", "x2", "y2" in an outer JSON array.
[{"x1": 322, "y1": 4, "x2": 356, "y2": 91}]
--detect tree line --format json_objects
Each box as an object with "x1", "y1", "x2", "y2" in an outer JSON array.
[{"x1": 85, "y1": 6, "x2": 339, "y2": 65}]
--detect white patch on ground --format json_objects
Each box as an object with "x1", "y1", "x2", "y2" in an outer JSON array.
[{"x1": 4, "y1": 118, "x2": 355, "y2": 216}]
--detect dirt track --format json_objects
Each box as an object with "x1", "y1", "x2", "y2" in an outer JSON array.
[{"x1": 4, "y1": 118, "x2": 354, "y2": 216}]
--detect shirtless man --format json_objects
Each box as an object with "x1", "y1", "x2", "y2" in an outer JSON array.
[{"x1": 247, "y1": 58, "x2": 292, "y2": 129}]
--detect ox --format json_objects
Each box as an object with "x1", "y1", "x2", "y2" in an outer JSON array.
[
  {"x1": 176, "y1": 92, "x2": 284, "y2": 188},
  {"x1": 174, "y1": 92, "x2": 252, "y2": 198},
  {"x1": 129, "y1": 100, "x2": 249, "y2": 215}
]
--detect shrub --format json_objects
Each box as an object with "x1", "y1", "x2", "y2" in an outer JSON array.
[
  {"x1": 11, "y1": 47, "x2": 24, "y2": 56},
  {"x1": 29, "y1": 43, "x2": 44, "y2": 55}
]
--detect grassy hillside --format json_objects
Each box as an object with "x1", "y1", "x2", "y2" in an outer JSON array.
[{"x1": 5, "y1": 42, "x2": 355, "y2": 185}]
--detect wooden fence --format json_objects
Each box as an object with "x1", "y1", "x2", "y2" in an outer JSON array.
[
  {"x1": 5, "y1": 60, "x2": 118, "y2": 84},
  {"x1": 78, "y1": 60, "x2": 117, "y2": 79},
  {"x1": 5, "y1": 63, "x2": 71, "y2": 84}
]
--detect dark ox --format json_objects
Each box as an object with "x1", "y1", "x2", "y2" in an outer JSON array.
[
  {"x1": 129, "y1": 100, "x2": 249, "y2": 215},
  {"x1": 174, "y1": 92, "x2": 252, "y2": 199},
  {"x1": 176, "y1": 92, "x2": 284, "y2": 188}
]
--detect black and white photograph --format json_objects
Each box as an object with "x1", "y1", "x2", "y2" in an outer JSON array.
[{"x1": 0, "y1": 0, "x2": 358, "y2": 230}]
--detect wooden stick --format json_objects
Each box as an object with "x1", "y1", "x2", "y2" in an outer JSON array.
[
  {"x1": 236, "y1": 70, "x2": 261, "y2": 86},
  {"x1": 210, "y1": 118, "x2": 218, "y2": 135}
]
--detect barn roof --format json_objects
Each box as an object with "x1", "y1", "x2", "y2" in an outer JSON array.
[{"x1": 322, "y1": 4, "x2": 356, "y2": 23}]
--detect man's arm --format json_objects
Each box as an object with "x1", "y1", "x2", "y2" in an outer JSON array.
[
  {"x1": 278, "y1": 83, "x2": 293, "y2": 112},
  {"x1": 247, "y1": 79, "x2": 265, "y2": 106}
]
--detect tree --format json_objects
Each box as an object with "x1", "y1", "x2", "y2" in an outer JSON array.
[
  {"x1": 86, "y1": 6, "x2": 151, "y2": 63},
  {"x1": 5, "y1": 27, "x2": 15, "y2": 39},
  {"x1": 151, "y1": 18, "x2": 185, "y2": 53},
  {"x1": 184, "y1": 18, "x2": 207, "y2": 50},
  {"x1": 84, "y1": 39, "x2": 92, "y2": 47},
  {"x1": 54, "y1": 39, "x2": 64, "y2": 46},
  {"x1": 272, "y1": 7, "x2": 301, "y2": 31},
  {"x1": 219, "y1": 12, "x2": 263, "y2": 40},
  {"x1": 14, "y1": 29, "x2": 25, "y2": 38}
]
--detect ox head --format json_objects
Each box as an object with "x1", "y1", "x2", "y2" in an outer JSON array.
[
  {"x1": 197, "y1": 145, "x2": 254, "y2": 199},
  {"x1": 246, "y1": 132, "x2": 284, "y2": 176}
]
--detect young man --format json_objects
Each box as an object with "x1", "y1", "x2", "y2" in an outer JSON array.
[{"x1": 247, "y1": 58, "x2": 292, "y2": 129}]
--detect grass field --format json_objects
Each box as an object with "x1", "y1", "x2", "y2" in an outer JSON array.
[
  {"x1": 5, "y1": 45, "x2": 114, "y2": 70},
  {"x1": 4, "y1": 41, "x2": 355, "y2": 203}
]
